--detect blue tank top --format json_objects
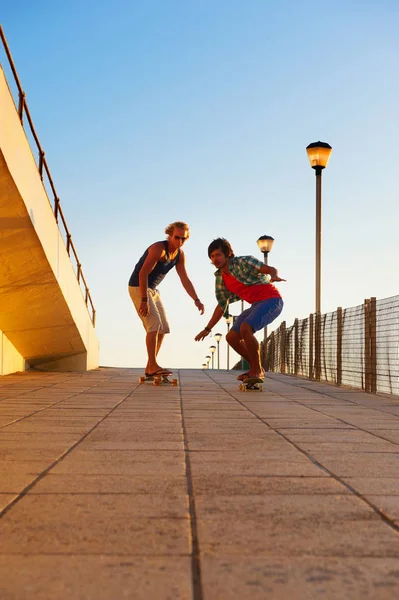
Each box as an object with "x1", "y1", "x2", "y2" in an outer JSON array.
[{"x1": 129, "y1": 240, "x2": 180, "y2": 289}]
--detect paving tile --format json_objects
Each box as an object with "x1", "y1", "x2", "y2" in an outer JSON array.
[
  {"x1": 0, "y1": 493, "x2": 17, "y2": 511},
  {"x1": 29, "y1": 473, "x2": 188, "y2": 495},
  {"x1": 343, "y1": 477, "x2": 399, "y2": 495},
  {"x1": 192, "y1": 475, "x2": 349, "y2": 495},
  {"x1": 0, "y1": 556, "x2": 192, "y2": 600},
  {"x1": 200, "y1": 556, "x2": 399, "y2": 600},
  {"x1": 0, "y1": 495, "x2": 191, "y2": 555},
  {"x1": 197, "y1": 517, "x2": 399, "y2": 557}
]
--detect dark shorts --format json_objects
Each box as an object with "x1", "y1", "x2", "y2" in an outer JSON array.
[{"x1": 231, "y1": 297, "x2": 284, "y2": 334}]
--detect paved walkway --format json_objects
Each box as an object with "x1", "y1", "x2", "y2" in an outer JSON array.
[{"x1": 1, "y1": 368, "x2": 399, "y2": 599}]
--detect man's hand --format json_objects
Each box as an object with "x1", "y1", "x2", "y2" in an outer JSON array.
[
  {"x1": 194, "y1": 300, "x2": 205, "y2": 315},
  {"x1": 270, "y1": 276, "x2": 286, "y2": 283},
  {"x1": 139, "y1": 301, "x2": 149, "y2": 317},
  {"x1": 195, "y1": 329, "x2": 210, "y2": 341}
]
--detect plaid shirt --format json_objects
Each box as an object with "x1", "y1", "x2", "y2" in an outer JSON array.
[{"x1": 214, "y1": 255, "x2": 270, "y2": 316}]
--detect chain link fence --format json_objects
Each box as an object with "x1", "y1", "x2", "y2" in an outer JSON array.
[{"x1": 263, "y1": 295, "x2": 399, "y2": 395}]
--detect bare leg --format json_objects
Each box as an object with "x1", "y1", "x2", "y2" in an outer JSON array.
[
  {"x1": 145, "y1": 332, "x2": 171, "y2": 375},
  {"x1": 156, "y1": 333, "x2": 165, "y2": 357},
  {"x1": 240, "y1": 323, "x2": 263, "y2": 379},
  {"x1": 226, "y1": 330, "x2": 253, "y2": 379}
]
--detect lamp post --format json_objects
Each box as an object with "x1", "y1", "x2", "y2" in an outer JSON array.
[
  {"x1": 306, "y1": 141, "x2": 332, "y2": 314},
  {"x1": 209, "y1": 345, "x2": 216, "y2": 369},
  {"x1": 205, "y1": 355, "x2": 211, "y2": 369},
  {"x1": 257, "y1": 235, "x2": 275, "y2": 368},
  {"x1": 202, "y1": 363, "x2": 207, "y2": 369},
  {"x1": 214, "y1": 333, "x2": 222, "y2": 369},
  {"x1": 225, "y1": 315, "x2": 233, "y2": 370}
]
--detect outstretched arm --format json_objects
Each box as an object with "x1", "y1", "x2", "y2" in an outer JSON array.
[
  {"x1": 259, "y1": 264, "x2": 286, "y2": 282},
  {"x1": 176, "y1": 251, "x2": 205, "y2": 314},
  {"x1": 195, "y1": 304, "x2": 224, "y2": 341}
]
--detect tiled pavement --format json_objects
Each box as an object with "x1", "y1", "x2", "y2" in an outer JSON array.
[{"x1": 1, "y1": 367, "x2": 399, "y2": 599}]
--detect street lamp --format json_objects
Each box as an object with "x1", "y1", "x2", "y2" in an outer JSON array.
[
  {"x1": 257, "y1": 235, "x2": 275, "y2": 368},
  {"x1": 225, "y1": 315, "x2": 233, "y2": 370},
  {"x1": 205, "y1": 355, "x2": 211, "y2": 369},
  {"x1": 209, "y1": 345, "x2": 216, "y2": 369},
  {"x1": 214, "y1": 333, "x2": 222, "y2": 369},
  {"x1": 202, "y1": 363, "x2": 207, "y2": 369},
  {"x1": 306, "y1": 141, "x2": 332, "y2": 314}
]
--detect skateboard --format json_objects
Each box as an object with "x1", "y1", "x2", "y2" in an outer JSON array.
[
  {"x1": 239, "y1": 377, "x2": 263, "y2": 391},
  {"x1": 139, "y1": 373, "x2": 178, "y2": 387}
]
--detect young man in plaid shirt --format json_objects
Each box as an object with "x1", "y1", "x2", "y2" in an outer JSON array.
[{"x1": 195, "y1": 238, "x2": 285, "y2": 382}]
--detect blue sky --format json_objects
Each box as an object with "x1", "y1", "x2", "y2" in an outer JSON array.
[{"x1": 1, "y1": 1, "x2": 398, "y2": 370}]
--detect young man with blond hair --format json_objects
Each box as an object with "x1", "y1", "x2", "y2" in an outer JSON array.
[{"x1": 129, "y1": 221, "x2": 204, "y2": 377}]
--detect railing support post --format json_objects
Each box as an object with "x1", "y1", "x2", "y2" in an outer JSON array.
[
  {"x1": 337, "y1": 307, "x2": 342, "y2": 386},
  {"x1": 280, "y1": 321, "x2": 286, "y2": 374},
  {"x1": 315, "y1": 312, "x2": 321, "y2": 381},
  {"x1": 370, "y1": 297, "x2": 377, "y2": 394},
  {"x1": 309, "y1": 313, "x2": 314, "y2": 380},
  {"x1": 38, "y1": 150, "x2": 45, "y2": 180},
  {"x1": 271, "y1": 331, "x2": 275, "y2": 373},
  {"x1": 18, "y1": 91, "x2": 25, "y2": 123},
  {"x1": 364, "y1": 298, "x2": 371, "y2": 392},
  {"x1": 294, "y1": 318, "x2": 299, "y2": 376}
]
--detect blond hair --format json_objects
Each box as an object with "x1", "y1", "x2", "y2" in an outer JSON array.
[{"x1": 165, "y1": 221, "x2": 190, "y2": 238}]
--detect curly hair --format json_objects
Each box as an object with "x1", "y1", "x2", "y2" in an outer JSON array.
[
  {"x1": 207, "y1": 238, "x2": 235, "y2": 258},
  {"x1": 165, "y1": 221, "x2": 190, "y2": 238}
]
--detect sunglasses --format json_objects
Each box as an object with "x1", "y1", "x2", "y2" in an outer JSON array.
[{"x1": 173, "y1": 235, "x2": 188, "y2": 242}]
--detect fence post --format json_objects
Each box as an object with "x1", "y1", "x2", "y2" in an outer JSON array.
[
  {"x1": 336, "y1": 307, "x2": 342, "y2": 386},
  {"x1": 309, "y1": 314, "x2": 314, "y2": 380},
  {"x1": 38, "y1": 150, "x2": 45, "y2": 180},
  {"x1": 18, "y1": 91, "x2": 25, "y2": 123},
  {"x1": 270, "y1": 332, "x2": 275, "y2": 372},
  {"x1": 364, "y1": 298, "x2": 371, "y2": 392},
  {"x1": 280, "y1": 321, "x2": 286, "y2": 374},
  {"x1": 370, "y1": 297, "x2": 377, "y2": 394},
  {"x1": 294, "y1": 318, "x2": 299, "y2": 375},
  {"x1": 315, "y1": 312, "x2": 321, "y2": 381}
]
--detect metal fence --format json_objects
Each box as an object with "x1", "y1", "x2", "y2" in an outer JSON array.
[
  {"x1": 0, "y1": 26, "x2": 96, "y2": 325},
  {"x1": 264, "y1": 295, "x2": 399, "y2": 395}
]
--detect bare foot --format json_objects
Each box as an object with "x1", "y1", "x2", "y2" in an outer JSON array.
[
  {"x1": 145, "y1": 366, "x2": 172, "y2": 376},
  {"x1": 246, "y1": 369, "x2": 265, "y2": 380},
  {"x1": 237, "y1": 372, "x2": 250, "y2": 381}
]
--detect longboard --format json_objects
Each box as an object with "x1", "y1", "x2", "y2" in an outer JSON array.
[
  {"x1": 239, "y1": 377, "x2": 263, "y2": 391},
  {"x1": 139, "y1": 374, "x2": 178, "y2": 387}
]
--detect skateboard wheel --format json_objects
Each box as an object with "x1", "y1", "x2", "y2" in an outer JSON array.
[
  {"x1": 153, "y1": 379, "x2": 160, "y2": 386},
  {"x1": 172, "y1": 379, "x2": 178, "y2": 386},
  {"x1": 139, "y1": 377, "x2": 145, "y2": 383}
]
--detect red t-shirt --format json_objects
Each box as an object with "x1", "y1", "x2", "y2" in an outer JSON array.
[{"x1": 222, "y1": 271, "x2": 281, "y2": 304}]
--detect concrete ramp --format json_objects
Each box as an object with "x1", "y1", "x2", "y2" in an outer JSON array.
[{"x1": 0, "y1": 66, "x2": 99, "y2": 374}]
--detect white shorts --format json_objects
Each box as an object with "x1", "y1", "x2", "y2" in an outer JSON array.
[{"x1": 128, "y1": 286, "x2": 170, "y2": 334}]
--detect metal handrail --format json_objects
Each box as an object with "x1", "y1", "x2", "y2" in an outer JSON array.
[{"x1": 0, "y1": 26, "x2": 96, "y2": 326}]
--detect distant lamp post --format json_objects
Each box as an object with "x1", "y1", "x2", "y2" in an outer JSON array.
[
  {"x1": 257, "y1": 235, "x2": 275, "y2": 368},
  {"x1": 214, "y1": 333, "x2": 222, "y2": 369},
  {"x1": 306, "y1": 141, "x2": 332, "y2": 314},
  {"x1": 205, "y1": 355, "x2": 211, "y2": 369},
  {"x1": 225, "y1": 315, "x2": 233, "y2": 370},
  {"x1": 202, "y1": 363, "x2": 207, "y2": 369},
  {"x1": 209, "y1": 345, "x2": 216, "y2": 369}
]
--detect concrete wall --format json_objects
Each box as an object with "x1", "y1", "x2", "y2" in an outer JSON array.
[
  {"x1": 0, "y1": 331, "x2": 25, "y2": 375},
  {"x1": 0, "y1": 65, "x2": 99, "y2": 374}
]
